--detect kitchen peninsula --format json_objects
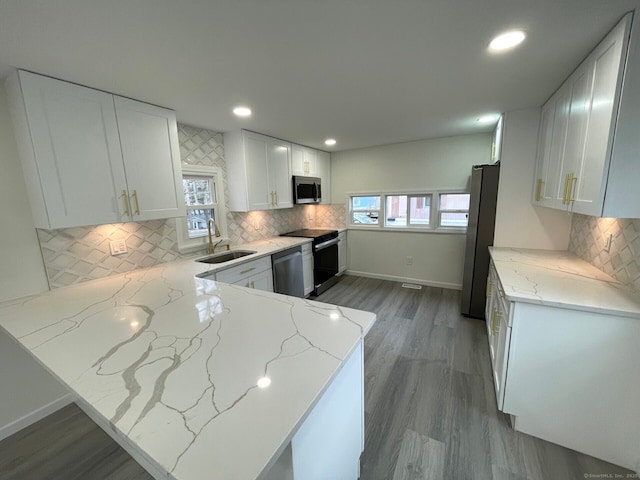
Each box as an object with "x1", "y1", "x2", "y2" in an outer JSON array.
[{"x1": 0, "y1": 239, "x2": 376, "y2": 480}]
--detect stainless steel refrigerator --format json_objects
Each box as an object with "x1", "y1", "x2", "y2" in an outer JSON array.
[{"x1": 460, "y1": 163, "x2": 500, "y2": 319}]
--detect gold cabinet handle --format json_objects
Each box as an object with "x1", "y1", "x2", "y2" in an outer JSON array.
[
  {"x1": 270, "y1": 191, "x2": 275, "y2": 206},
  {"x1": 131, "y1": 190, "x2": 140, "y2": 215},
  {"x1": 274, "y1": 191, "x2": 278, "y2": 205},
  {"x1": 535, "y1": 178, "x2": 543, "y2": 202},
  {"x1": 562, "y1": 174, "x2": 568, "y2": 205},
  {"x1": 240, "y1": 267, "x2": 256, "y2": 275},
  {"x1": 567, "y1": 173, "x2": 577, "y2": 205},
  {"x1": 121, "y1": 190, "x2": 130, "y2": 216}
]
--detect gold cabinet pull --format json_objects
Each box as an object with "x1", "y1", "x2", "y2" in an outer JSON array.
[
  {"x1": 535, "y1": 178, "x2": 543, "y2": 202},
  {"x1": 131, "y1": 190, "x2": 140, "y2": 215},
  {"x1": 274, "y1": 191, "x2": 278, "y2": 205},
  {"x1": 121, "y1": 190, "x2": 130, "y2": 216},
  {"x1": 567, "y1": 173, "x2": 577, "y2": 205},
  {"x1": 562, "y1": 174, "x2": 570, "y2": 205}
]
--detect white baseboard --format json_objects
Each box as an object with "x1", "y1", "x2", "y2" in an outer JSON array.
[
  {"x1": 345, "y1": 270, "x2": 462, "y2": 291},
  {"x1": 0, "y1": 393, "x2": 73, "y2": 441}
]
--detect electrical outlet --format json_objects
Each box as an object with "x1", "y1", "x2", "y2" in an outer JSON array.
[
  {"x1": 406, "y1": 256, "x2": 413, "y2": 266},
  {"x1": 109, "y1": 239, "x2": 127, "y2": 256},
  {"x1": 604, "y1": 233, "x2": 613, "y2": 253}
]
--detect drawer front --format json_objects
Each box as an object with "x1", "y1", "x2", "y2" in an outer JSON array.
[
  {"x1": 216, "y1": 256, "x2": 272, "y2": 284},
  {"x1": 301, "y1": 242, "x2": 312, "y2": 254}
]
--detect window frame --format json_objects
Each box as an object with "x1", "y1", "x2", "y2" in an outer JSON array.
[
  {"x1": 437, "y1": 192, "x2": 471, "y2": 231},
  {"x1": 176, "y1": 165, "x2": 228, "y2": 253},
  {"x1": 348, "y1": 189, "x2": 469, "y2": 234}
]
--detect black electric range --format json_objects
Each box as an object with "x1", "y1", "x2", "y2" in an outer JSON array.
[{"x1": 281, "y1": 229, "x2": 340, "y2": 295}]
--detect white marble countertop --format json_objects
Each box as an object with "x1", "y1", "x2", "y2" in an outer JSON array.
[
  {"x1": 489, "y1": 247, "x2": 640, "y2": 318},
  {"x1": 0, "y1": 242, "x2": 376, "y2": 480}
]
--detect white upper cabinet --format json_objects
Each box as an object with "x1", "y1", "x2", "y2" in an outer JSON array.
[
  {"x1": 6, "y1": 70, "x2": 184, "y2": 229},
  {"x1": 225, "y1": 130, "x2": 293, "y2": 211},
  {"x1": 316, "y1": 150, "x2": 331, "y2": 204},
  {"x1": 113, "y1": 97, "x2": 184, "y2": 221},
  {"x1": 292, "y1": 144, "x2": 316, "y2": 176},
  {"x1": 532, "y1": 13, "x2": 640, "y2": 217},
  {"x1": 291, "y1": 143, "x2": 331, "y2": 204}
]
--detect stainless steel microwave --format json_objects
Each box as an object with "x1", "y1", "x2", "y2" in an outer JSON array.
[{"x1": 293, "y1": 176, "x2": 322, "y2": 204}]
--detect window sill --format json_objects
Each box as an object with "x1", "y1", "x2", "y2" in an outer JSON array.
[{"x1": 348, "y1": 225, "x2": 467, "y2": 235}]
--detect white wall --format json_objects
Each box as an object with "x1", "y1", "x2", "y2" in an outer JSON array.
[
  {"x1": 332, "y1": 134, "x2": 492, "y2": 289},
  {"x1": 494, "y1": 108, "x2": 572, "y2": 249},
  {"x1": 0, "y1": 83, "x2": 69, "y2": 440},
  {"x1": 0, "y1": 84, "x2": 49, "y2": 301}
]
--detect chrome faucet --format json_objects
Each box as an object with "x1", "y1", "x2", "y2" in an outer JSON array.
[{"x1": 207, "y1": 218, "x2": 223, "y2": 254}]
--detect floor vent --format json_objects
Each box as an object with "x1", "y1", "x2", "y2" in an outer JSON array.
[{"x1": 402, "y1": 283, "x2": 422, "y2": 290}]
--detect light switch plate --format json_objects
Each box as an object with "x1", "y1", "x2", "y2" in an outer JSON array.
[{"x1": 109, "y1": 239, "x2": 128, "y2": 255}]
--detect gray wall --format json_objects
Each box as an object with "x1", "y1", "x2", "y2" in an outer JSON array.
[
  {"x1": 494, "y1": 108, "x2": 572, "y2": 250},
  {"x1": 331, "y1": 133, "x2": 492, "y2": 289}
]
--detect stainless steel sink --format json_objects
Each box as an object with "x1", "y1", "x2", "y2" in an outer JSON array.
[{"x1": 195, "y1": 250, "x2": 257, "y2": 264}]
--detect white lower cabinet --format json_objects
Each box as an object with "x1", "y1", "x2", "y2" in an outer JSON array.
[
  {"x1": 214, "y1": 257, "x2": 274, "y2": 292},
  {"x1": 485, "y1": 263, "x2": 511, "y2": 409},
  {"x1": 338, "y1": 231, "x2": 347, "y2": 275},
  {"x1": 302, "y1": 243, "x2": 314, "y2": 297},
  {"x1": 487, "y1": 256, "x2": 640, "y2": 470}
]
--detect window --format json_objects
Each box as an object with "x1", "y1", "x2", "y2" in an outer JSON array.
[
  {"x1": 349, "y1": 191, "x2": 469, "y2": 232},
  {"x1": 438, "y1": 193, "x2": 470, "y2": 228},
  {"x1": 176, "y1": 165, "x2": 227, "y2": 253},
  {"x1": 350, "y1": 196, "x2": 380, "y2": 224},
  {"x1": 385, "y1": 194, "x2": 431, "y2": 227}
]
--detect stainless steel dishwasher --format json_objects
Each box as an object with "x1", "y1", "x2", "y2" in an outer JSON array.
[{"x1": 272, "y1": 246, "x2": 304, "y2": 297}]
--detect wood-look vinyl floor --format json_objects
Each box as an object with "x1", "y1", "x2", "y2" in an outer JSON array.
[
  {"x1": 0, "y1": 275, "x2": 633, "y2": 479},
  {"x1": 315, "y1": 275, "x2": 633, "y2": 480}
]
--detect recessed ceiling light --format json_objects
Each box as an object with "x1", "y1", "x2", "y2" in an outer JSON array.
[
  {"x1": 232, "y1": 106, "x2": 252, "y2": 117},
  {"x1": 477, "y1": 114, "x2": 500, "y2": 124},
  {"x1": 489, "y1": 30, "x2": 526, "y2": 52},
  {"x1": 324, "y1": 138, "x2": 336, "y2": 146}
]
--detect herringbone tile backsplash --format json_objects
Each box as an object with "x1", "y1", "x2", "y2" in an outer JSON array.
[
  {"x1": 38, "y1": 124, "x2": 345, "y2": 289},
  {"x1": 569, "y1": 214, "x2": 640, "y2": 294}
]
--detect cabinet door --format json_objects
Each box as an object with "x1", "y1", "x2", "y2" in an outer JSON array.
[
  {"x1": 338, "y1": 231, "x2": 347, "y2": 274},
  {"x1": 17, "y1": 71, "x2": 128, "y2": 228},
  {"x1": 493, "y1": 296, "x2": 512, "y2": 410},
  {"x1": 316, "y1": 150, "x2": 331, "y2": 204},
  {"x1": 268, "y1": 138, "x2": 293, "y2": 209},
  {"x1": 547, "y1": 85, "x2": 572, "y2": 208},
  {"x1": 114, "y1": 97, "x2": 185, "y2": 221},
  {"x1": 291, "y1": 144, "x2": 316, "y2": 176},
  {"x1": 558, "y1": 63, "x2": 594, "y2": 210},
  {"x1": 291, "y1": 144, "x2": 306, "y2": 176},
  {"x1": 243, "y1": 132, "x2": 272, "y2": 210},
  {"x1": 244, "y1": 269, "x2": 274, "y2": 292},
  {"x1": 574, "y1": 21, "x2": 627, "y2": 216},
  {"x1": 302, "y1": 251, "x2": 314, "y2": 296},
  {"x1": 533, "y1": 101, "x2": 557, "y2": 207}
]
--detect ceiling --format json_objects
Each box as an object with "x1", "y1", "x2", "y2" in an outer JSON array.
[{"x1": 1, "y1": 0, "x2": 639, "y2": 152}]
